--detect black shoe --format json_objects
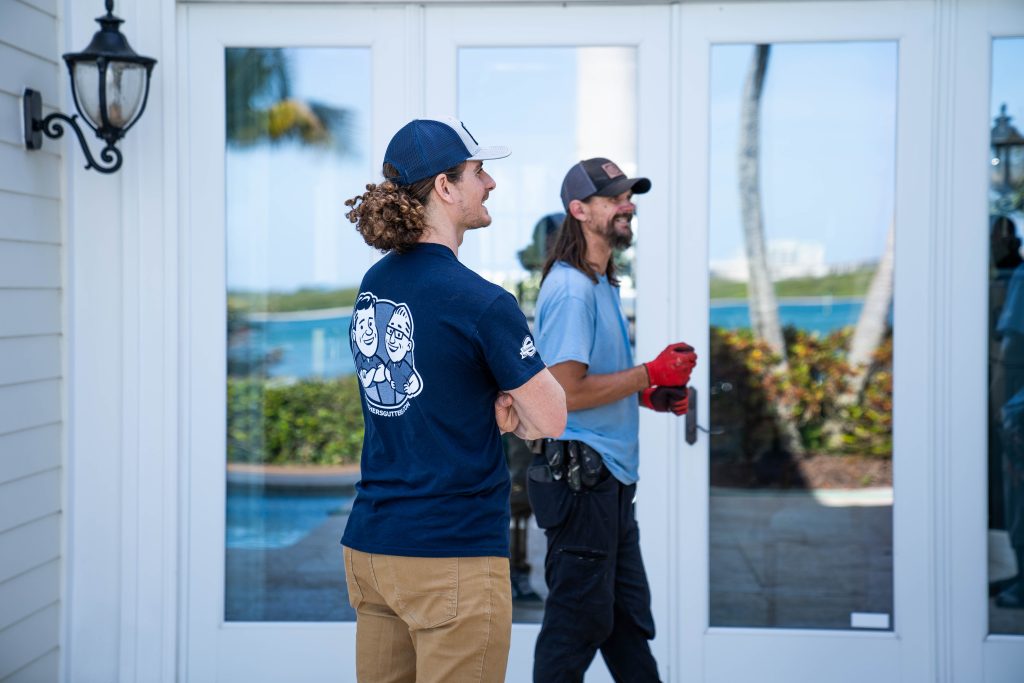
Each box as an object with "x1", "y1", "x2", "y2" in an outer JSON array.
[{"x1": 995, "y1": 580, "x2": 1024, "y2": 609}]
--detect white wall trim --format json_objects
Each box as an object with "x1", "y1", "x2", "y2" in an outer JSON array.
[{"x1": 64, "y1": 0, "x2": 180, "y2": 681}]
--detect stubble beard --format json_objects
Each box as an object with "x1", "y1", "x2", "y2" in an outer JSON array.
[{"x1": 602, "y1": 214, "x2": 634, "y2": 251}]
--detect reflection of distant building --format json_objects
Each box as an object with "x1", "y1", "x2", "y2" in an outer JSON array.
[{"x1": 711, "y1": 239, "x2": 828, "y2": 281}]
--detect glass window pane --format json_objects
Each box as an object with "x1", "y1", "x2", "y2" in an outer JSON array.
[
  {"x1": 225, "y1": 47, "x2": 372, "y2": 622},
  {"x1": 708, "y1": 42, "x2": 896, "y2": 630},
  {"x1": 988, "y1": 36, "x2": 1024, "y2": 636},
  {"x1": 458, "y1": 46, "x2": 637, "y2": 622}
]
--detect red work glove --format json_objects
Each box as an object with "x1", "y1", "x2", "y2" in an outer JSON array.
[
  {"x1": 640, "y1": 386, "x2": 689, "y2": 415},
  {"x1": 644, "y1": 342, "x2": 697, "y2": 387}
]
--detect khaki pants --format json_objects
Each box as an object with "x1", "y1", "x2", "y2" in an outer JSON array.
[{"x1": 343, "y1": 547, "x2": 512, "y2": 683}]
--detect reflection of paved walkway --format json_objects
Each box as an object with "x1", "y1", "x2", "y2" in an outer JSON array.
[
  {"x1": 227, "y1": 482, "x2": 897, "y2": 633},
  {"x1": 226, "y1": 511, "x2": 353, "y2": 622},
  {"x1": 711, "y1": 487, "x2": 893, "y2": 629}
]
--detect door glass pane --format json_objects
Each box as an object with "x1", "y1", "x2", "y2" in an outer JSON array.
[
  {"x1": 458, "y1": 46, "x2": 637, "y2": 622},
  {"x1": 988, "y1": 36, "x2": 1024, "y2": 636},
  {"x1": 708, "y1": 42, "x2": 896, "y2": 629},
  {"x1": 225, "y1": 47, "x2": 372, "y2": 621}
]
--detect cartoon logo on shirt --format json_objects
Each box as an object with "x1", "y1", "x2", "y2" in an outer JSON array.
[
  {"x1": 350, "y1": 291, "x2": 423, "y2": 417},
  {"x1": 519, "y1": 335, "x2": 537, "y2": 359}
]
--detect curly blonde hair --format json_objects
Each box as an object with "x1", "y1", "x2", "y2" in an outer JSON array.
[{"x1": 345, "y1": 162, "x2": 465, "y2": 253}]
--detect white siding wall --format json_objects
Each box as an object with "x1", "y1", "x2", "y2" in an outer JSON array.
[{"x1": 0, "y1": 0, "x2": 63, "y2": 681}]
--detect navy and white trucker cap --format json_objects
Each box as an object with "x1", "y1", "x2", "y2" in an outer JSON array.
[
  {"x1": 383, "y1": 117, "x2": 510, "y2": 185},
  {"x1": 560, "y1": 158, "x2": 651, "y2": 211}
]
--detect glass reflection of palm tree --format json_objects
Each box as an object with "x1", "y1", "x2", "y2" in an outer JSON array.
[{"x1": 226, "y1": 48, "x2": 354, "y2": 153}]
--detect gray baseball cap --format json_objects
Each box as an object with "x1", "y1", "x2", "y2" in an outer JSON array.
[{"x1": 560, "y1": 157, "x2": 651, "y2": 211}]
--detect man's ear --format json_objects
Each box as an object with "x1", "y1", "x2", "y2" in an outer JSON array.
[
  {"x1": 433, "y1": 172, "x2": 457, "y2": 205},
  {"x1": 568, "y1": 199, "x2": 588, "y2": 222}
]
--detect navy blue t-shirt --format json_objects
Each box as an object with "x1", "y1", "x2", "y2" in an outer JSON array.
[{"x1": 341, "y1": 242, "x2": 546, "y2": 557}]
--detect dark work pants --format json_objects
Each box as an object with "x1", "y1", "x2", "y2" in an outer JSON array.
[{"x1": 527, "y1": 455, "x2": 661, "y2": 683}]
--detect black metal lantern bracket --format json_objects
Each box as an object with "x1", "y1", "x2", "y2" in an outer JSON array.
[{"x1": 22, "y1": 1, "x2": 156, "y2": 174}]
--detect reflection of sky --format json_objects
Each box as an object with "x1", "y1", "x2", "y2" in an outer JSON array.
[
  {"x1": 226, "y1": 39, "x2": 1024, "y2": 293},
  {"x1": 457, "y1": 48, "x2": 637, "y2": 283},
  {"x1": 992, "y1": 37, "x2": 1024, "y2": 224},
  {"x1": 458, "y1": 48, "x2": 585, "y2": 281},
  {"x1": 710, "y1": 42, "x2": 898, "y2": 267},
  {"x1": 992, "y1": 38, "x2": 1024, "y2": 128},
  {"x1": 226, "y1": 48, "x2": 377, "y2": 292}
]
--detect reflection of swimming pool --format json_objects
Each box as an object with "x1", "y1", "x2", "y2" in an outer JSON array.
[{"x1": 226, "y1": 488, "x2": 353, "y2": 549}]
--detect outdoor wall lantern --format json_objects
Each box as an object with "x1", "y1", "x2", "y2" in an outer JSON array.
[
  {"x1": 991, "y1": 103, "x2": 1024, "y2": 199},
  {"x1": 22, "y1": 0, "x2": 156, "y2": 174}
]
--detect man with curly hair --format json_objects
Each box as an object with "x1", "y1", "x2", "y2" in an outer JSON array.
[{"x1": 341, "y1": 117, "x2": 567, "y2": 683}]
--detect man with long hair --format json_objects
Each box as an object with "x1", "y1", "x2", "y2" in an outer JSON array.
[
  {"x1": 342, "y1": 117, "x2": 567, "y2": 683},
  {"x1": 528, "y1": 158, "x2": 697, "y2": 682}
]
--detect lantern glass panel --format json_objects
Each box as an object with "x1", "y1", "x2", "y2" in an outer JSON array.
[
  {"x1": 71, "y1": 60, "x2": 103, "y2": 130},
  {"x1": 105, "y1": 61, "x2": 146, "y2": 128},
  {"x1": 1010, "y1": 145, "x2": 1024, "y2": 189}
]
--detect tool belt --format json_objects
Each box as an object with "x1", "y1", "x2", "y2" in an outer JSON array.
[{"x1": 540, "y1": 439, "x2": 608, "y2": 492}]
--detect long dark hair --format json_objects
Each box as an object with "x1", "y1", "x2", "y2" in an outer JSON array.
[{"x1": 541, "y1": 209, "x2": 618, "y2": 286}]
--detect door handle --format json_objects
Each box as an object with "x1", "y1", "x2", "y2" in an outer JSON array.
[{"x1": 684, "y1": 387, "x2": 725, "y2": 445}]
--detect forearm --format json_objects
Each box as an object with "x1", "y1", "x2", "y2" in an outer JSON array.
[
  {"x1": 560, "y1": 365, "x2": 649, "y2": 412},
  {"x1": 506, "y1": 369, "x2": 568, "y2": 439}
]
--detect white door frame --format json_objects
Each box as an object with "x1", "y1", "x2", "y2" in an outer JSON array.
[
  {"x1": 180, "y1": 4, "x2": 409, "y2": 680},
  {"x1": 422, "y1": 6, "x2": 672, "y2": 681},
  {"x1": 674, "y1": 3, "x2": 936, "y2": 681},
  {"x1": 949, "y1": 1, "x2": 1024, "y2": 681}
]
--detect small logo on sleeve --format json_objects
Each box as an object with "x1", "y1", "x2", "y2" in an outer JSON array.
[{"x1": 520, "y1": 336, "x2": 537, "y2": 359}]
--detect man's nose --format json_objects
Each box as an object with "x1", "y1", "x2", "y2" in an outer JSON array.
[{"x1": 484, "y1": 171, "x2": 496, "y2": 190}]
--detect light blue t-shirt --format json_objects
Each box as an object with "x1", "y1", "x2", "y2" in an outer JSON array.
[{"x1": 534, "y1": 261, "x2": 640, "y2": 484}]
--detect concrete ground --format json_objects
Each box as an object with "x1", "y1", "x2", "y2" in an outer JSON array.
[{"x1": 224, "y1": 481, "x2": 1022, "y2": 635}]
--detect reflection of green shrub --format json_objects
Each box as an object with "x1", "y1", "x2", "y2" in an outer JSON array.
[
  {"x1": 227, "y1": 376, "x2": 364, "y2": 465},
  {"x1": 228, "y1": 287, "x2": 359, "y2": 314},
  {"x1": 709, "y1": 326, "x2": 892, "y2": 460}
]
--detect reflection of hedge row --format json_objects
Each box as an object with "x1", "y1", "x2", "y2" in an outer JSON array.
[
  {"x1": 227, "y1": 376, "x2": 364, "y2": 465},
  {"x1": 226, "y1": 328, "x2": 891, "y2": 467},
  {"x1": 710, "y1": 326, "x2": 892, "y2": 459}
]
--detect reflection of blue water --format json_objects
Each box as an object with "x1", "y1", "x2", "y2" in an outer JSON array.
[
  {"x1": 236, "y1": 300, "x2": 873, "y2": 381},
  {"x1": 226, "y1": 488, "x2": 353, "y2": 549},
  {"x1": 711, "y1": 299, "x2": 870, "y2": 335},
  {"x1": 245, "y1": 316, "x2": 354, "y2": 379}
]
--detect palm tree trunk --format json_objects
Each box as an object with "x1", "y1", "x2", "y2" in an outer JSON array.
[
  {"x1": 739, "y1": 45, "x2": 786, "y2": 355},
  {"x1": 824, "y1": 222, "x2": 895, "y2": 446},
  {"x1": 738, "y1": 44, "x2": 804, "y2": 456}
]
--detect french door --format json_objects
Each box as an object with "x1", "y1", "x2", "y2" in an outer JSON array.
[
  {"x1": 181, "y1": 2, "x2": 1024, "y2": 682},
  {"x1": 181, "y1": 4, "x2": 669, "y2": 681},
  {"x1": 672, "y1": 1, "x2": 933, "y2": 681},
  {"x1": 182, "y1": 5, "x2": 408, "y2": 680}
]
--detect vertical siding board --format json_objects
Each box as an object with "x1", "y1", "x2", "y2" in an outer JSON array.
[
  {"x1": 0, "y1": 470, "x2": 61, "y2": 534},
  {"x1": 0, "y1": 291, "x2": 61, "y2": 337},
  {"x1": 0, "y1": 241, "x2": 60, "y2": 288},
  {"x1": 0, "y1": 191, "x2": 60, "y2": 244},
  {"x1": 2, "y1": 649, "x2": 59, "y2": 683},
  {"x1": 0, "y1": 515, "x2": 60, "y2": 584},
  {"x1": 0, "y1": 337, "x2": 60, "y2": 387},
  {"x1": 0, "y1": 560, "x2": 59, "y2": 631},
  {"x1": 0, "y1": 425, "x2": 61, "y2": 485},
  {"x1": 0, "y1": 603, "x2": 60, "y2": 679},
  {"x1": 0, "y1": 5, "x2": 62, "y2": 682},
  {"x1": 0, "y1": 44, "x2": 59, "y2": 105},
  {"x1": 0, "y1": 143, "x2": 61, "y2": 199},
  {"x1": 0, "y1": 2, "x2": 59, "y2": 61},
  {"x1": 0, "y1": 381, "x2": 61, "y2": 435},
  {"x1": 11, "y1": 0, "x2": 57, "y2": 20}
]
